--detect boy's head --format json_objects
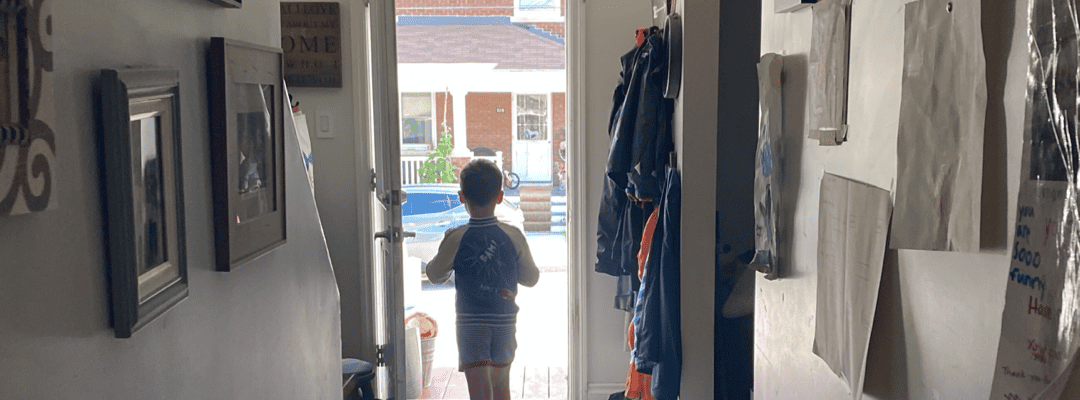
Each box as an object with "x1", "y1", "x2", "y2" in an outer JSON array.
[{"x1": 458, "y1": 159, "x2": 503, "y2": 212}]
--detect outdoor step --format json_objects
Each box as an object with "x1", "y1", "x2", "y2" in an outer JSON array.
[
  {"x1": 518, "y1": 185, "x2": 553, "y2": 202},
  {"x1": 524, "y1": 221, "x2": 552, "y2": 232},
  {"x1": 519, "y1": 201, "x2": 552, "y2": 212},
  {"x1": 523, "y1": 211, "x2": 552, "y2": 222}
]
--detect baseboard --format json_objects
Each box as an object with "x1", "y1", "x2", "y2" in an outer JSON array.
[{"x1": 587, "y1": 383, "x2": 624, "y2": 400}]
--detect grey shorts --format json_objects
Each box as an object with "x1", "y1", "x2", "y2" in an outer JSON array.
[{"x1": 456, "y1": 323, "x2": 516, "y2": 371}]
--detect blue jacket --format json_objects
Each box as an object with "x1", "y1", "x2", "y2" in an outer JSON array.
[
  {"x1": 596, "y1": 32, "x2": 674, "y2": 278},
  {"x1": 633, "y1": 166, "x2": 682, "y2": 400}
]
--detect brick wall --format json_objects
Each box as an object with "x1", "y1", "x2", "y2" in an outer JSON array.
[
  {"x1": 552, "y1": 92, "x2": 566, "y2": 186},
  {"x1": 529, "y1": 22, "x2": 565, "y2": 39},
  {"x1": 465, "y1": 92, "x2": 514, "y2": 170},
  {"x1": 396, "y1": 0, "x2": 513, "y2": 16}
]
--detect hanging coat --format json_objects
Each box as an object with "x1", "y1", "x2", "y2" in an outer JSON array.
[
  {"x1": 632, "y1": 166, "x2": 682, "y2": 400},
  {"x1": 596, "y1": 32, "x2": 674, "y2": 278}
]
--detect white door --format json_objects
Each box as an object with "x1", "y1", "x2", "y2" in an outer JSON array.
[
  {"x1": 367, "y1": 0, "x2": 408, "y2": 397},
  {"x1": 512, "y1": 94, "x2": 553, "y2": 182}
]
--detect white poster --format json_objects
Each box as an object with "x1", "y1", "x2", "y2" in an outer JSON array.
[
  {"x1": 891, "y1": 0, "x2": 986, "y2": 252},
  {"x1": 813, "y1": 173, "x2": 892, "y2": 400}
]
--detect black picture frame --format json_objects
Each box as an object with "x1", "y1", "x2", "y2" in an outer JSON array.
[
  {"x1": 208, "y1": 37, "x2": 287, "y2": 272},
  {"x1": 99, "y1": 69, "x2": 188, "y2": 339},
  {"x1": 208, "y1": 0, "x2": 241, "y2": 9}
]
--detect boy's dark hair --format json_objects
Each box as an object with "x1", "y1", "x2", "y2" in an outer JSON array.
[{"x1": 459, "y1": 159, "x2": 502, "y2": 205}]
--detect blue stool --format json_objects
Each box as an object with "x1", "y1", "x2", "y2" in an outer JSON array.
[{"x1": 343, "y1": 358, "x2": 375, "y2": 400}]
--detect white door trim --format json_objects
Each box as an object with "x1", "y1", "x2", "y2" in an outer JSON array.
[{"x1": 566, "y1": 0, "x2": 588, "y2": 397}]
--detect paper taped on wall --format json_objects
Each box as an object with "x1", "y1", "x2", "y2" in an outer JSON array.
[
  {"x1": 891, "y1": 0, "x2": 986, "y2": 252},
  {"x1": 813, "y1": 173, "x2": 891, "y2": 400}
]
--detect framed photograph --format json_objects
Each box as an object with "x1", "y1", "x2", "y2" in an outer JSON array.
[
  {"x1": 208, "y1": 37, "x2": 286, "y2": 272},
  {"x1": 207, "y1": 0, "x2": 241, "y2": 8},
  {"x1": 99, "y1": 69, "x2": 187, "y2": 339}
]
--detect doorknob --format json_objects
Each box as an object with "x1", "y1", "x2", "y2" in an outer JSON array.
[{"x1": 375, "y1": 227, "x2": 416, "y2": 242}]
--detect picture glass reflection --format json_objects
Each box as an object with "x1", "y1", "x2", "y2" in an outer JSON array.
[
  {"x1": 132, "y1": 116, "x2": 168, "y2": 274},
  {"x1": 235, "y1": 83, "x2": 276, "y2": 223}
]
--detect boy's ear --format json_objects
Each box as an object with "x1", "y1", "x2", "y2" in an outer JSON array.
[
  {"x1": 459, "y1": 191, "x2": 466, "y2": 205},
  {"x1": 496, "y1": 191, "x2": 504, "y2": 204}
]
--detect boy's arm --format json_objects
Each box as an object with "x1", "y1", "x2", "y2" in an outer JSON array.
[
  {"x1": 514, "y1": 231, "x2": 540, "y2": 287},
  {"x1": 426, "y1": 228, "x2": 463, "y2": 285}
]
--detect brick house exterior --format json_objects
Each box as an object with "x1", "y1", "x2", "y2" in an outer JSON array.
[{"x1": 396, "y1": 0, "x2": 566, "y2": 185}]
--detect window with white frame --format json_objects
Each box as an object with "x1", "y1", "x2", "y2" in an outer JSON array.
[
  {"x1": 516, "y1": 94, "x2": 548, "y2": 141},
  {"x1": 514, "y1": 0, "x2": 560, "y2": 21},
  {"x1": 400, "y1": 93, "x2": 434, "y2": 151}
]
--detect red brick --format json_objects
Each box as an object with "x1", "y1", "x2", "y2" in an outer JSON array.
[{"x1": 466, "y1": 92, "x2": 514, "y2": 170}]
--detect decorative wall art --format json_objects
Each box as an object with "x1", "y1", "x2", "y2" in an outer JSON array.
[
  {"x1": 0, "y1": 0, "x2": 55, "y2": 216},
  {"x1": 99, "y1": 69, "x2": 187, "y2": 339},
  {"x1": 281, "y1": 2, "x2": 343, "y2": 88},
  {"x1": 208, "y1": 37, "x2": 286, "y2": 272}
]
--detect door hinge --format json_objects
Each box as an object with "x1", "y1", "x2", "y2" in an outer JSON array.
[
  {"x1": 370, "y1": 168, "x2": 377, "y2": 190},
  {"x1": 376, "y1": 344, "x2": 387, "y2": 365}
]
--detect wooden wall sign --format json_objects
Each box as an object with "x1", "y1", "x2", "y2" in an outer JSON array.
[{"x1": 281, "y1": 2, "x2": 342, "y2": 88}]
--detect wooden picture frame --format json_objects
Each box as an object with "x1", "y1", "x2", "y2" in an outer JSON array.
[
  {"x1": 207, "y1": 0, "x2": 241, "y2": 9},
  {"x1": 99, "y1": 69, "x2": 188, "y2": 339},
  {"x1": 208, "y1": 37, "x2": 286, "y2": 272}
]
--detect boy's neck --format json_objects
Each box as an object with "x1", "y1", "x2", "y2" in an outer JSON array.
[{"x1": 468, "y1": 207, "x2": 496, "y2": 219}]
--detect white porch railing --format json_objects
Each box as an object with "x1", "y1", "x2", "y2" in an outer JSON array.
[{"x1": 401, "y1": 151, "x2": 503, "y2": 185}]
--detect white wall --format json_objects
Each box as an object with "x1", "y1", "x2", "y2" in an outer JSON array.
[
  {"x1": 286, "y1": 0, "x2": 378, "y2": 363},
  {"x1": 0, "y1": 1, "x2": 341, "y2": 398},
  {"x1": 755, "y1": 0, "x2": 1027, "y2": 398},
  {"x1": 578, "y1": 1, "x2": 653, "y2": 398}
]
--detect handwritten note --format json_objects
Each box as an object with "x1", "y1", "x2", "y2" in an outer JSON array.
[
  {"x1": 813, "y1": 173, "x2": 892, "y2": 400},
  {"x1": 990, "y1": 181, "x2": 1080, "y2": 400}
]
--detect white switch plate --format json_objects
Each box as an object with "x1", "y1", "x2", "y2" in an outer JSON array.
[{"x1": 316, "y1": 110, "x2": 333, "y2": 139}]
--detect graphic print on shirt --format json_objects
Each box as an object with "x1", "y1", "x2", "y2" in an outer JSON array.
[{"x1": 453, "y1": 224, "x2": 521, "y2": 315}]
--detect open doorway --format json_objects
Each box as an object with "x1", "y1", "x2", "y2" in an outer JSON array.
[{"x1": 390, "y1": 2, "x2": 570, "y2": 399}]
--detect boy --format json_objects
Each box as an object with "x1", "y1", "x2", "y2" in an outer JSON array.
[{"x1": 426, "y1": 159, "x2": 540, "y2": 400}]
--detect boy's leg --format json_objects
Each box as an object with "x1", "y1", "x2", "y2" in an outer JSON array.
[
  {"x1": 464, "y1": 366, "x2": 493, "y2": 400},
  {"x1": 490, "y1": 364, "x2": 511, "y2": 400}
]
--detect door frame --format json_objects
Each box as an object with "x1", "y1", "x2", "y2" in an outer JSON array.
[
  {"x1": 566, "y1": 0, "x2": 588, "y2": 397},
  {"x1": 359, "y1": 1, "x2": 590, "y2": 398},
  {"x1": 510, "y1": 92, "x2": 555, "y2": 183}
]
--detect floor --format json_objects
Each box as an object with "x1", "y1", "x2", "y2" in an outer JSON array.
[
  {"x1": 419, "y1": 365, "x2": 568, "y2": 399},
  {"x1": 407, "y1": 232, "x2": 569, "y2": 400}
]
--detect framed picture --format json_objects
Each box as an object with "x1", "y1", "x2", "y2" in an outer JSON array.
[
  {"x1": 99, "y1": 69, "x2": 187, "y2": 339},
  {"x1": 207, "y1": 0, "x2": 241, "y2": 8},
  {"x1": 208, "y1": 37, "x2": 286, "y2": 272}
]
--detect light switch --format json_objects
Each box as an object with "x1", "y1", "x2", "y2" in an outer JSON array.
[{"x1": 316, "y1": 110, "x2": 332, "y2": 139}]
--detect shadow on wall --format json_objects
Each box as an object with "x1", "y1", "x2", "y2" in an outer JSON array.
[
  {"x1": 863, "y1": 250, "x2": 911, "y2": 400},
  {"x1": 980, "y1": 0, "x2": 1016, "y2": 250},
  {"x1": 778, "y1": 53, "x2": 806, "y2": 280}
]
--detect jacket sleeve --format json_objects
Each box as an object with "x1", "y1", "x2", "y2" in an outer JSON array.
[
  {"x1": 425, "y1": 227, "x2": 464, "y2": 284},
  {"x1": 514, "y1": 229, "x2": 540, "y2": 287}
]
